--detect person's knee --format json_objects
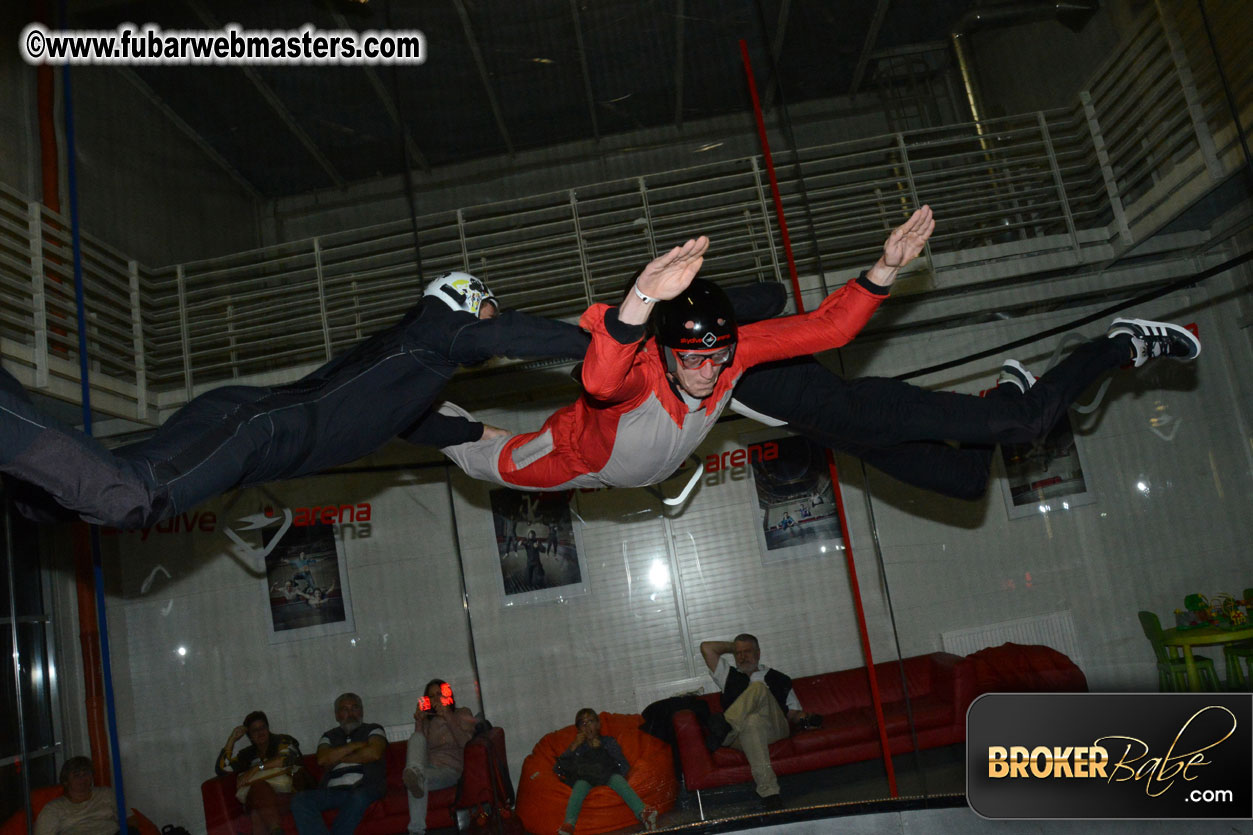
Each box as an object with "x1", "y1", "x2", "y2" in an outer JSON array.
[
  {"x1": 990, "y1": 395, "x2": 1051, "y2": 444},
  {"x1": 246, "y1": 781, "x2": 277, "y2": 808},
  {"x1": 348, "y1": 789, "x2": 382, "y2": 814},
  {"x1": 939, "y1": 470, "x2": 991, "y2": 501},
  {"x1": 742, "y1": 681, "x2": 771, "y2": 705},
  {"x1": 743, "y1": 711, "x2": 767, "y2": 726}
]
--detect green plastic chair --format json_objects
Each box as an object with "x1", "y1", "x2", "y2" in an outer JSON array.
[
  {"x1": 1137, "y1": 610, "x2": 1220, "y2": 691},
  {"x1": 1221, "y1": 588, "x2": 1253, "y2": 691}
]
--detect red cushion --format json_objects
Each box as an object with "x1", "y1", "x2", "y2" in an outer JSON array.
[{"x1": 789, "y1": 712, "x2": 877, "y2": 753}]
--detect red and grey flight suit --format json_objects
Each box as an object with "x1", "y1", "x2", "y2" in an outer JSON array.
[{"x1": 442, "y1": 277, "x2": 888, "y2": 490}]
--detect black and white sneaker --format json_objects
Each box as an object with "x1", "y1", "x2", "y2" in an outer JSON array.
[
  {"x1": 996, "y1": 359, "x2": 1038, "y2": 393},
  {"x1": 1107, "y1": 318, "x2": 1201, "y2": 368}
]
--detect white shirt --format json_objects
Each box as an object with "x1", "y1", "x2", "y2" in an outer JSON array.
[
  {"x1": 711, "y1": 657, "x2": 801, "y2": 711},
  {"x1": 34, "y1": 790, "x2": 118, "y2": 835}
]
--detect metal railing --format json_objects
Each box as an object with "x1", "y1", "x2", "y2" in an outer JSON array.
[{"x1": 0, "y1": 0, "x2": 1247, "y2": 422}]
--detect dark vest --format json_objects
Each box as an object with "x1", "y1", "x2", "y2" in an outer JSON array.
[
  {"x1": 318, "y1": 722, "x2": 386, "y2": 796},
  {"x1": 721, "y1": 667, "x2": 792, "y2": 712}
]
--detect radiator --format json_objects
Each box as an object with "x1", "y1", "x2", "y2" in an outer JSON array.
[
  {"x1": 384, "y1": 723, "x2": 414, "y2": 743},
  {"x1": 941, "y1": 609, "x2": 1082, "y2": 668}
]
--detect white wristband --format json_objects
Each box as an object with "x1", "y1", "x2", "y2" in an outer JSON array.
[{"x1": 633, "y1": 284, "x2": 659, "y2": 305}]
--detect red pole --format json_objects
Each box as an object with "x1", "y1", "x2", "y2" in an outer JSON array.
[
  {"x1": 825, "y1": 450, "x2": 898, "y2": 796},
  {"x1": 739, "y1": 39, "x2": 899, "y2": 797}
]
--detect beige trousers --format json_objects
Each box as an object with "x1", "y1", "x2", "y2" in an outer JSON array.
[{"x1": 722, "y1": 681, "x2": 790, "y2": 797}]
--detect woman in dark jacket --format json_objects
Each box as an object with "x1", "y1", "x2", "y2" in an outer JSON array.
[
  {"x1": 553, "y1": 709, "x2": 657, "y2": 834},
  {"x1": 215, "y1": 711, "x2": 308, "y2": 835}
]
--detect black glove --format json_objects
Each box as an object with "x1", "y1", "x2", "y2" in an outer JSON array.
[{"x1": 799, "y1": 714, "x2": 823, "y2": 730}]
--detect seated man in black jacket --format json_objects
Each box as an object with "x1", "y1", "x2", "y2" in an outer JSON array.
[{"x1": 699, "y1": 634, "x2": 819, "y2": 810}]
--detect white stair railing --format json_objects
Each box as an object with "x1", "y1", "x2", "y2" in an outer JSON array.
[{"x1": 0, "y1": 0, "x2": 1246, "y2": 422}]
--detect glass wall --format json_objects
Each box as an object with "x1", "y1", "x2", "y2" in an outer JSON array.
[{"x1": 1, "y1": 502, "x2": 61, "y2": 827}]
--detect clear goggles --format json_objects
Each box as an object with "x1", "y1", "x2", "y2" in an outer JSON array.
[{"x1": 673, "y1": 346, "x2": 734, "y2": 370}]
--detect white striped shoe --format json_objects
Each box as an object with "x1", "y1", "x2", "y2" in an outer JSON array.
[
  {"x1": 996, "y1": 359, "x2": 1038, "y2": 393},
  {"x1": 1107, "y1": 318, "x2": 1201, "y2": 368}
]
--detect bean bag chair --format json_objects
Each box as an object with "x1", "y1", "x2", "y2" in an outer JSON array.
[
  {"x1": 516, "y1": 712, "x2": 676, "y2": 835},
  {"x1": 1, "y1": 785, "x2": 159, "y2": 835},
  {"x1": 968, "y1": 643, "x2": 1087, "y2": 693}
]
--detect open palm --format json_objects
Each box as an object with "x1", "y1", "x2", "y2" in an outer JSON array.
[
  {"x1": 634, "y1": 236, "x2": 710, "y2": 301},
  {"x1": 882, "y1": 205, "x2": 934, "y2": 268}
]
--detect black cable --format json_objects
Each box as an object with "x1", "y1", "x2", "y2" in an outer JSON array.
[{"x1": 892, "y1": 247, "x2": 1253, "y2": 381}]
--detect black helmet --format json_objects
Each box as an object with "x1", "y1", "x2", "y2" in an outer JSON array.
[{"x1": 653, "y1": 279, "x2": 737, "y2": 376}]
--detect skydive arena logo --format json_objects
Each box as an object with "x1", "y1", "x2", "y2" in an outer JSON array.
[{"x1": 967, "y1": 694, "x2": 1252, "y2": 819}]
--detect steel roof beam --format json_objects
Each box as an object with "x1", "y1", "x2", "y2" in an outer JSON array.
[
  {"x1": 118, "y1": 68, "x2": 264, "y2": 202},
  {"x1": 453, "y1": 0, "x2": 515, "y2": 157},
  {"x1": 330, "y1": 10, "x2": 432, "y2": 175},
  {"x1": 761, "y1": 0, "x2": 792, "y2": 110},
  {"x1": 850, "y1": 0, "x2": 892, "y2": 94},
  {"x1": 569, "y1": 0, "x2": 601, "y2": 141},
  {"x1": 185, "y1": 0, "x2": 343, "y2": 188},
  {"x1": 674, "y1": 0, "x2": 686, "y2": 128}
]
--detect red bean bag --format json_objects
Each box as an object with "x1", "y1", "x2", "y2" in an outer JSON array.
[
  {"x1": 968, "y1": 643, "x2": 1088, "y2": 693},
  {"x1": 516, "y1": 712, "x2": 676, "y2": 835},
  {"x1": 1, "y1": 785, "x2": 159, "y2": 835}
]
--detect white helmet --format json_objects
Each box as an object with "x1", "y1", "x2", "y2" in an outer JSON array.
[{"x1": 423, "y1": 271, "x2": 497, "y2": 315}]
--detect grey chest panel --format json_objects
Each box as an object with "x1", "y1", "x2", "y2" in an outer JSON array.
[{"x1": 592, "y1": 390, "x2": 731, "y2": 488}]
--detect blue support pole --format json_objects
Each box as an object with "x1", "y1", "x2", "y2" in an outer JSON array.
[{"x1": 60, "y1": 42, "x2": 128, "y2": 822}]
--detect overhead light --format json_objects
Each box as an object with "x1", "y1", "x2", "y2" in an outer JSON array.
[
  {"x1": 648, "y1": 559, "x2": 670, "y2": 590},
  {"x1": 694, "y1": 142, "x2": 723, "y2": 153},
  {"x1": 530, "y1": 57, "x2": 555, "y2": 64}
]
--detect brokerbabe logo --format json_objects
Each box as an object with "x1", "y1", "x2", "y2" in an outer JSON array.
[{"x1": 967, "y1": 693, "x2": 1252, "y2": 819}]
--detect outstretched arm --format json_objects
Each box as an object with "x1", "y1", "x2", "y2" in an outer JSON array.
[
  {"x1": 738, "y1": 207, "x2": 934, "y2": 366},
  {"x1": 864, "y1": 205, "x2": 933, "y2": 288},
  {"x1": 617, "y1": 236, "x2": 710, "y2": 325},
  {"x1": 397, "y1": 409, "x2": 488, "y2": 447},
  {"x1": 579, "y1": 238, "x2": 710, "y2": 402},
  {"x1": 448, "y1": 311, "x2": 591, "y2": 365}
]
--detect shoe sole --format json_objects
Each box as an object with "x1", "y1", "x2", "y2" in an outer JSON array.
[{"x1": 1108, "y1": 318, "x2": 1201, "y2": 360}]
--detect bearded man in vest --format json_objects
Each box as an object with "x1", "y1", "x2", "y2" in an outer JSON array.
[{"x1": 699, "y1": 634, "x2": 820, "y2": 809}]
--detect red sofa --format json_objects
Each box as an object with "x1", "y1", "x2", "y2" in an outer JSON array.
[
  {"x1": 673, "y1": 652, "x2": 976, "y2": 793},
  {"x1": 201, "y1": 728, "x2": 507, "y2": 835}
]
